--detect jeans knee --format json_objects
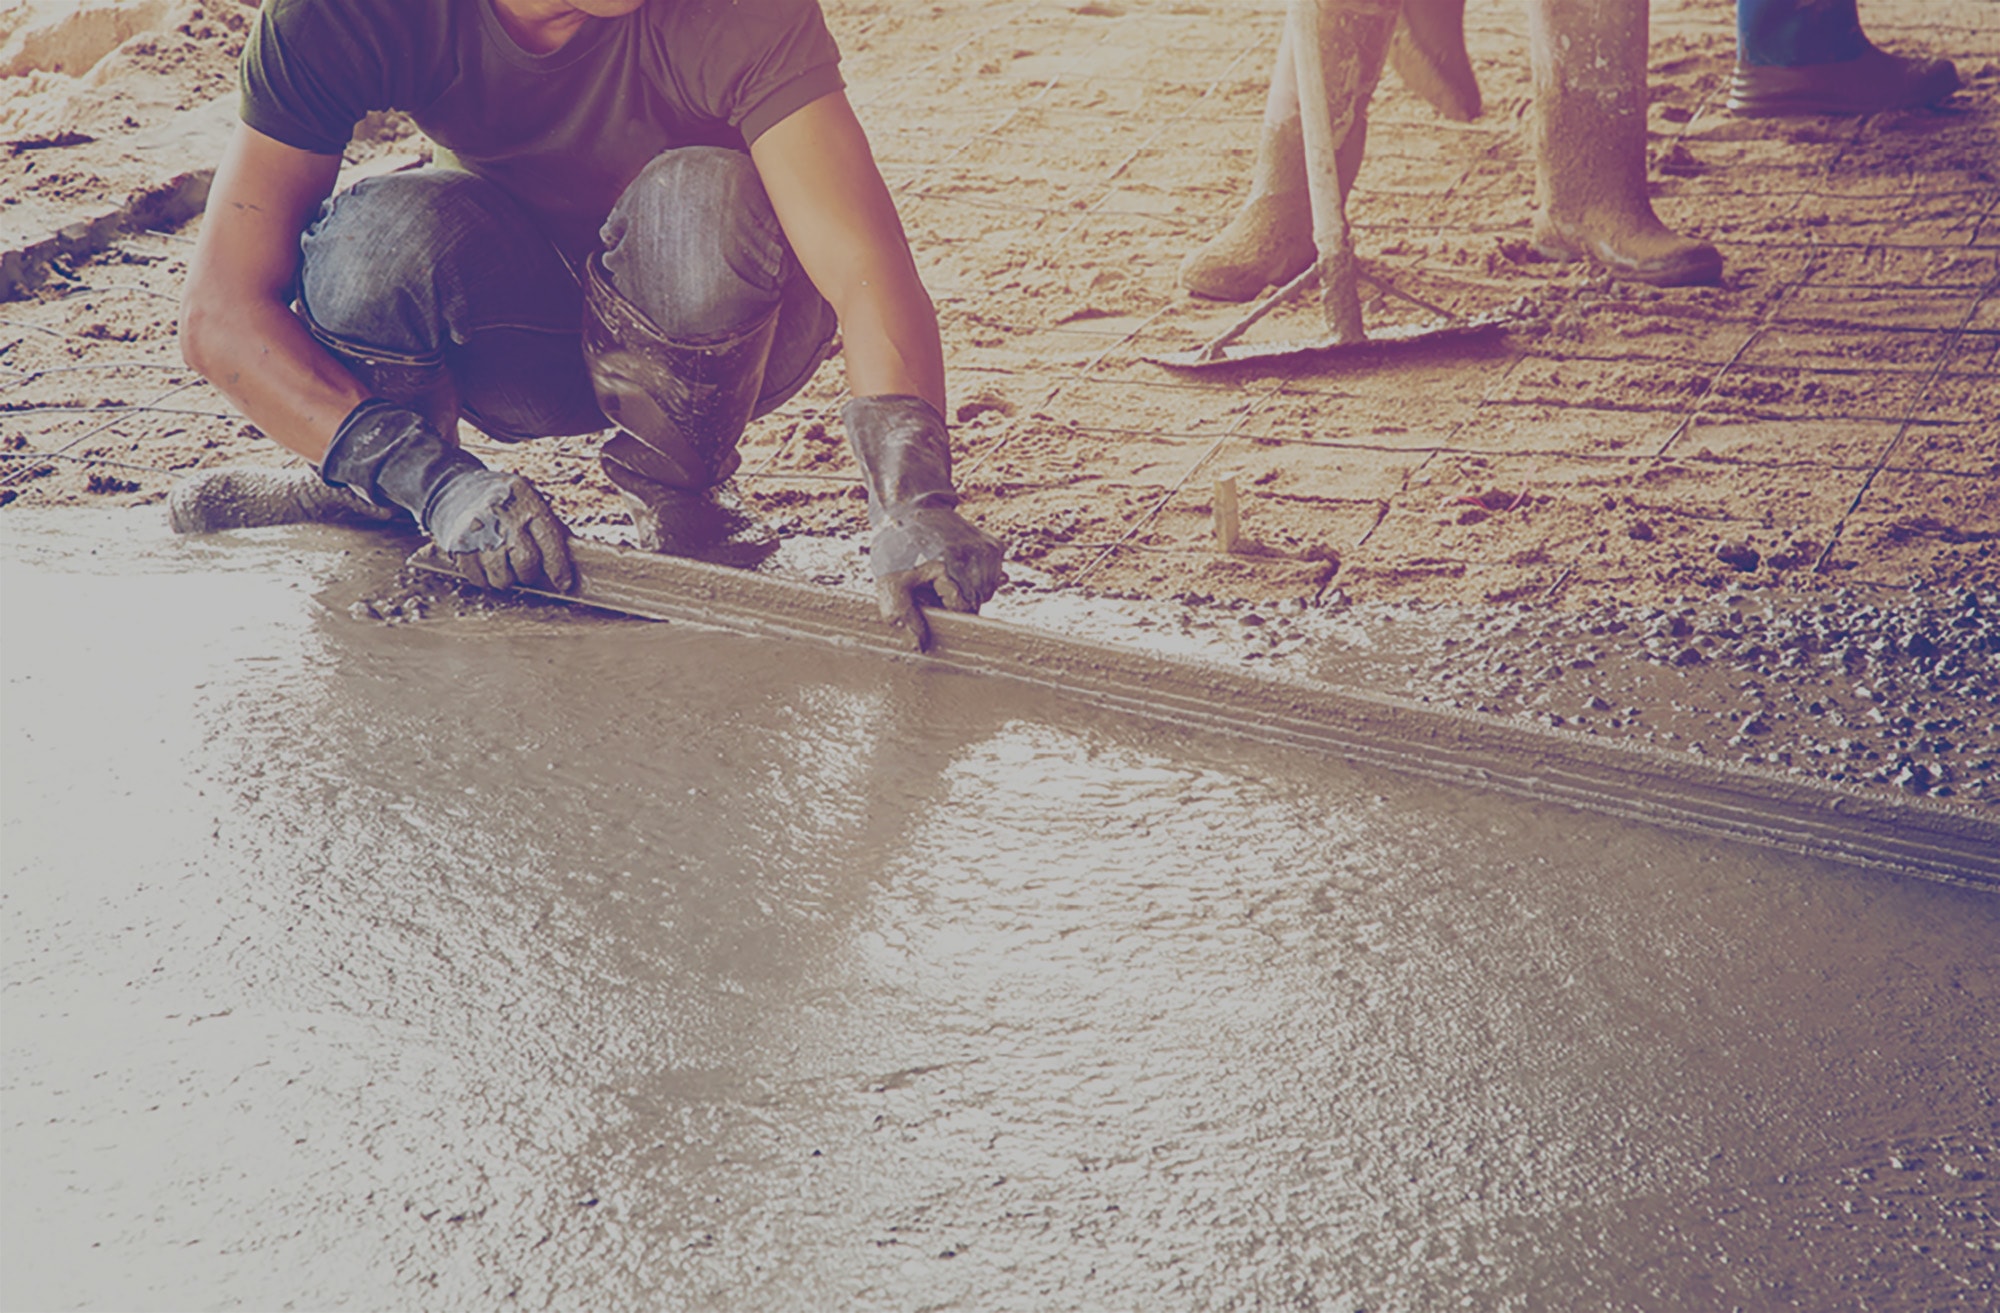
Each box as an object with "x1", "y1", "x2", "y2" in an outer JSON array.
[
  {"x1": 300, "y1": 170, "x2": 561, "y2": 354},
  {"x1": 600, "y1": 147, "x2": 792, "y2": 337}
]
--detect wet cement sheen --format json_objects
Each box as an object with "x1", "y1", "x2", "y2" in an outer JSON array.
[{"x1": 5, "y1": 511, "x2": 1997, "y2": 1311}]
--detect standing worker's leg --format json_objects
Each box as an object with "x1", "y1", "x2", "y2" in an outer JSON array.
[
  {"x1": 1182, "y1": 0, "x2": 1475, "y2": 303},
  {"x1": 1728, "y1": 0, "x2": 1958, "y2": 117},
  {"x1": 1527, "y1": 0, "x2": 1722, "y2": 287},
  {"x1": 586, "y1": 147, "x2": 838, "y2": 556},
  {"x1": 1178, "y1": 23, "x2": 1328, "y2": 302},
  {"x1": 169, "y1": 170, "x2": 601, "y2": 533}
]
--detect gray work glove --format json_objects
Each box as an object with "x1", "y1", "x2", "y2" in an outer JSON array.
[
  {"x1": 843, "y1": 395, "x2": 1006, "y2": 651},
  {"x1": 321, "y1": 399, "x2": 576, "y2": 593}
]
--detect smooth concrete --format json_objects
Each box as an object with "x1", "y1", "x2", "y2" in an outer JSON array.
[{"x1": 4, "y1": 510, "x2": 1996, "y2": 1311}]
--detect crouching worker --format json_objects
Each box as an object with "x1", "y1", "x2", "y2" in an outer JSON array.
[{"x1": 175, "y1": 0, "x2": 1005, "y2": 647}]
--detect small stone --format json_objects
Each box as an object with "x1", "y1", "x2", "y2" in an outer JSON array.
[
  {"x1": 1715, "y1": 539, "x2": 1760, "y2": 571},
  {"x1": 1892, "y1": 763, "x2": 1933, "y2": 794}
]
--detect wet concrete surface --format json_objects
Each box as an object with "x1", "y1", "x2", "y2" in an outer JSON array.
[{"x1": 4, "y1": 509, "x2": 1998, "y2": 1311}]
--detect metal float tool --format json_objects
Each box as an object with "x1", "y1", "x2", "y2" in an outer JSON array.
[
  {"x1": 410, "y1": 539, "x2": 2000, "y2": 890},
  {"x1": 1151, "y1": 0, "x2": 1514, "y2": 370}
]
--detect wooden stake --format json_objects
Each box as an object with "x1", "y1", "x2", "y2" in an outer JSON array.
[{"x1": 1213, "y1": 475, "x2": 1241, "y2": 553}]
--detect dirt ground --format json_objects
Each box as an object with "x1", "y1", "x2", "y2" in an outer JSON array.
[{"x1": 3, "y1": 0, "x2": 1996, "y2": 809}]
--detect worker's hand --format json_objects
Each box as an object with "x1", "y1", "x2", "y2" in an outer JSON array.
[
  {"x1": 423, "y1": 468, "x2": 576, "y2": 593},
  {"x1": 320, "y1": 399, "x2": 577, "y2": 594},
  {"x1": 869, "y1": 503, "x2": 1006, "y2": 651},
  {"x1": 843, "y1": 394, "x2": 1006, "y2": 652}
]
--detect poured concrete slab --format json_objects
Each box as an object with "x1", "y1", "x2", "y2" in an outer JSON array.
[
  {"x1": 417, "y1": 539, "x2": 2000, "y2": 889},
  {"x1": 5, "y1": 508, "x2": 1997, "y2": 1310}
]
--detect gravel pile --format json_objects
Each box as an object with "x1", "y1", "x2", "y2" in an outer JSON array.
[{"x1": 1065, "y1": 579, "x2": 2000, "y2": 812}]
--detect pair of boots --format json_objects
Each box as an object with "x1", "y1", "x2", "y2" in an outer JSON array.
[
  {"x1": 1184, "y1": 0, "x2": 1959, "y2": 302},
  {"x1": 1184, "y1": 0, "x2": 1721, "y2": 297}
]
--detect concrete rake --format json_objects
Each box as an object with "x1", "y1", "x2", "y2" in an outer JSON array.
[{"x1": 1150, "y1": 0, "x2": 1519, "y2": 370}]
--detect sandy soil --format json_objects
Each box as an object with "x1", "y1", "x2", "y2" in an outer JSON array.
[{"x1": 2, "y1": 0, "x2": 1996, "y2": 808}]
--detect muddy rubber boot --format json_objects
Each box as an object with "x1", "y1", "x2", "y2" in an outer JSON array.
[
  {"x1": 1389, "y1": 0, "x2": 1481, "y2": 122},
  {"x1": 602, "y1": 468, "x2": 780, "y2": 569},
  {"x1": 1527, "y1": 0, "x2": 1722, "y2": 288},
  {"x1": 167, "y1": 347, "x2": 457, "y2": 535},
  {"x1": 1179, "y1": 18, "x2": 1370, "y2": 302},
  {"x1": 581, "y1": 253, "x2": 782, "y2": 565}
]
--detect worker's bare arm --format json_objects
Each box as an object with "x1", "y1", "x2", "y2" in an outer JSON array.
[
  {"x1": 752, "y1": 91, "x2": 1003, "y2": 648},
  {"x1": 179, "y1": 124, "x2": 366, "y2": 464},
  {"x1": 749, "y1": 91, "x2": 944, "y2": 413}
]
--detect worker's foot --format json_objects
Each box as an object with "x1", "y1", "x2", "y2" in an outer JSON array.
[
  {"x1": 1179, "y1": 192, "x2": 1315, "y2": 302},
  {"x1": 1532, "y1": 212, "x2": 1723, "y2": 288},
  {"x1": 168, "y1": 464, "x2": 404, "y2": 534},
  {"x1": 615, "y1": 478, "x2": 779, "y2": 569},
  {"x1": 1727, "y1": 46, "x2": 1959, "y2": 117}
]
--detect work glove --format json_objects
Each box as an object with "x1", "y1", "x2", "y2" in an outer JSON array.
[
  {"x1": 843, "y1": 395, "x2": 1006, "y2": 652},
  {"x1": 320, "y1": 399, "x2": 576, "y2": 594}
]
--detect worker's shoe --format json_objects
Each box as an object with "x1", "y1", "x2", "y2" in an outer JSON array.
[
  {"x1": 168, "y1": 464, "x2": 404, "y2": 534},
  {"x1": 1180, "y1": 115, "x2": 1366, "y2": 302},
  {"x1": 1389, "y1": 0, "x2": 1481, "y2": 122},
  {"x1": 581, "y1": 252, "x2": 782, "y2": 563},
  {"x1": 602, "y1": 461, "x2": 779, "y2": 568},
  {"x1": 1528, "y1": 0, "x2": 1722, "y2": 289},
  {"x1": 1727, "y1": 46, "x2": 1960, "y2": 117},
  {"x1": 1180, "y1": 191, "x2": 1316, "y2": 302},
  {"x1": 1531, "y1": 215, "x2": 1723, "y2": 288}
]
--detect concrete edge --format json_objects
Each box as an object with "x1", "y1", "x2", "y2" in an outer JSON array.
[{"x1": 416, "y1": 541, "x2": 2000, "y2": 892}]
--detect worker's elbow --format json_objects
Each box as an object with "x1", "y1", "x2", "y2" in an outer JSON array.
[{"x1": 176, "y1": 285, "x2": 227, "y2": 379}]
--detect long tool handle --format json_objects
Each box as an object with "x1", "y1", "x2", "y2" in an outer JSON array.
[{"x1": 1289, "y1": 0, "x2": 1367, "y2": 345}]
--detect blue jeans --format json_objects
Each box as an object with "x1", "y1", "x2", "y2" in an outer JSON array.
[
  {"x1": 1736, "y1": 0, "x2": 1870, "y2": 67},
  {"x1": 296, "y1": 147, "x2": 838, "y2": 444}
]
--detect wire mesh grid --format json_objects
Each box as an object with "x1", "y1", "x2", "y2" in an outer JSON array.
[
  {"x1": 725, "y1": 0, "x2": 1997, "y2": 603},
  {"x1": 1, "y1": 0, "x2": 1993, "y2": 607}
]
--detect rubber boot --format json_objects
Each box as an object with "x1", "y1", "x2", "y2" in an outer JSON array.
[
  {"x1": 1389, "y1": 0, "x2": 1481, "y2": 122},
  {"x1": 1728, "y1": 0, "x2": 1956, "y2": 117},
  {"x1": 1527, "y1": 0, "x2": 1722, "y2": 288},
  {"x1": 167, "y1": 344, "x2": 456, "y2": 534},
  {"x1": 581, "y1": 254, "x2": 783, "y2": 565},
  {"x1": 1179, "y1": 16, "x2": 1371, "y2": 303}
]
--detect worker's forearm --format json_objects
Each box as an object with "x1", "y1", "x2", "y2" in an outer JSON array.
[
  {"x1": 827, "y1": 267, "x2": 945, "y2": 414},
  {"x1": 181, "y1": 296, "x2": 369, "y2": 465}
]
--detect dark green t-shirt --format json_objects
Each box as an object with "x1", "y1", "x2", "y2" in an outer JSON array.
[{"x1": 241, "y1": 0, "x2": 844, "y2": 253}]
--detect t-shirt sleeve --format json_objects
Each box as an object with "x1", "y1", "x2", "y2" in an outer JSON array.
[
  {"x1": 238, "y1": 0, "x2": 388, "y2": 155},
  {"x1": 668, "y1": 0, "x2": 846, "y2": 145}
]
